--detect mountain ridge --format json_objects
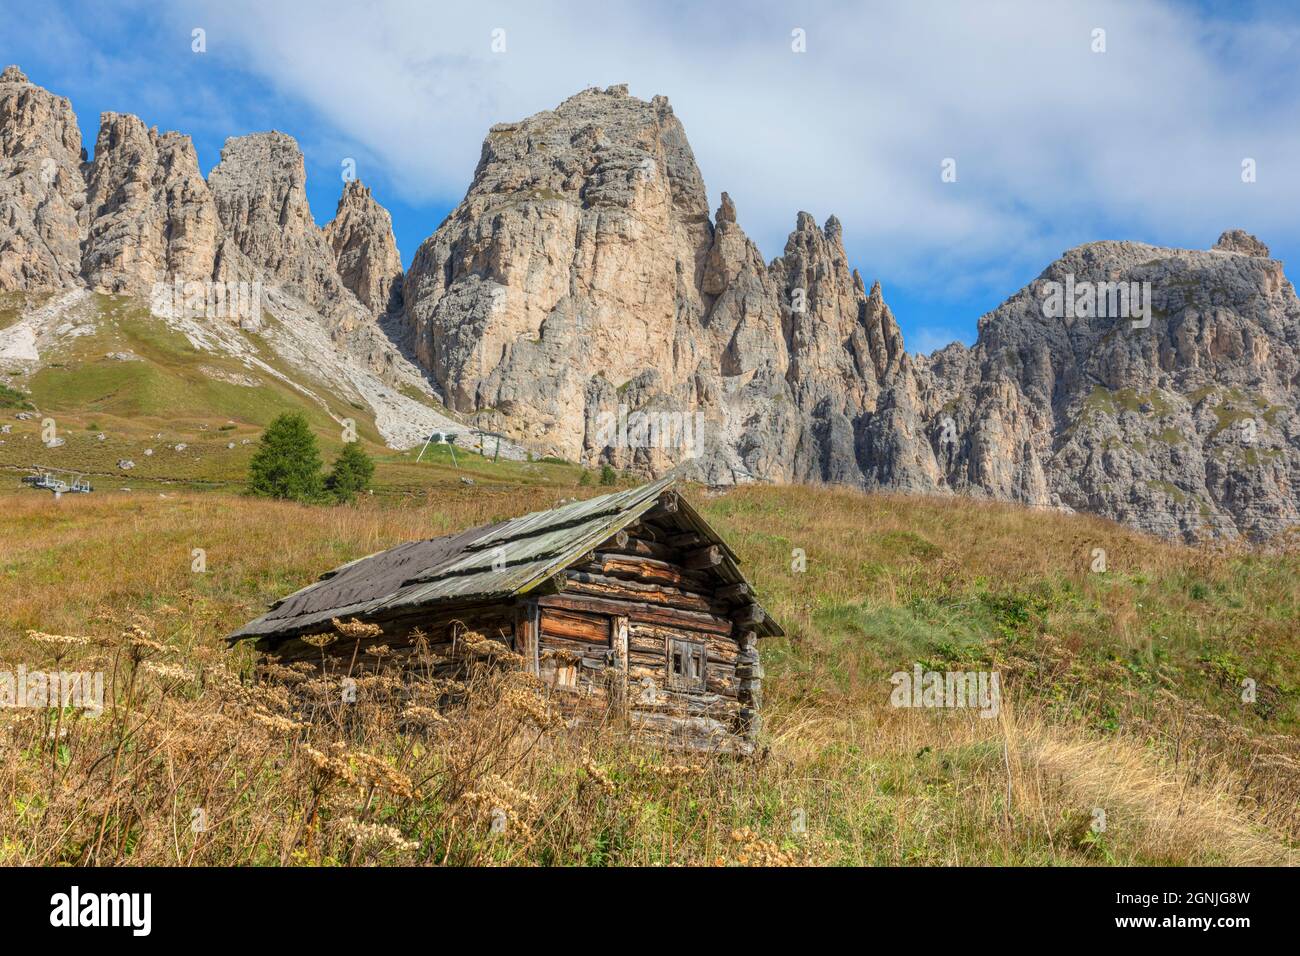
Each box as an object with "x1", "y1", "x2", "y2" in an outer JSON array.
[{"x1": 2, "y1": 68, "x2": 1297, "y2": 541}]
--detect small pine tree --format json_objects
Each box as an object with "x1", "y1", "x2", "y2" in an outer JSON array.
[
  {"x1": 247, "y1": 413, "x2": 324, "y2": 502},
  {"x1": 325, "y1": 441, "x2": 375, "y2": 504},
  {"x1": 599, "y1": 464, "x2": 618, "y2": 486}
]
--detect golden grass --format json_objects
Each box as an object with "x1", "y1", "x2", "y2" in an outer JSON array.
[{"x1": 0, "y1": 482, "x2": 1296, "y2": 865}]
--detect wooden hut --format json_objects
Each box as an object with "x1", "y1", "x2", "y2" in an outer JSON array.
[{"x1": 228, "y1": 477, "x2": 782, "y2": 754}]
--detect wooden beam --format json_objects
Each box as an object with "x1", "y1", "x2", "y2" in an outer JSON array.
[
  {"x1": 715, "y1": 581, "x2": 753, "y2": 603},
  {"x1": 610, "y1": 616, "x2": 629, "y2": 722},
  {"x1": 540, "y1": 608, "x2": 611, "y2": 644},
  {"x1": 684, "y1": 545, "x2": 722, "y2": 571},
  {"x1": 538, "y1": 593, "x2": 734, "y2": 636},
  {"x1": 605, "y1": 535, "x2": 676, "y2": 562},
  {"x1": 735, "y1": 604, "x2": 766, "y2": 627},
  {"x1": 588, "y1": 553, "x2": 711, "y2": 590},
  {"x1": 564, "y1": 571, "x2": 719, "y2": 614}
]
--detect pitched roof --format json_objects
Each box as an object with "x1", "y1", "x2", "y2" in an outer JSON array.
[{"x1": 229, "y1": 476, "x2": 783, "y2": 645}]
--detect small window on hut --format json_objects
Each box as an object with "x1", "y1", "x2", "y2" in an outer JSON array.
[{"x1": 667, "y1": 638, "x2": 706, "y2": 692}]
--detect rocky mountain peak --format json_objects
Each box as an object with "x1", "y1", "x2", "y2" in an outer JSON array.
[
  {"x1": 401, "y1": 83, "x2": 715, "y2": 446},
  {"x1": 716, "y1": 191, "x2": 736, "y2": 224},
  {"x1": 208, "y1": 131, "x2": 353, "y2": 316},
  {"x1": 2, "y1": 67, "x2": 1296, "y2": 542},
  {"x1": 81, "y1": 111, "x2": 220, "y2": 294},
  {"x1": 0, "y1": 68, "x2": 420, "y2": 391},
  {"x1": 1213, "y1": 229, "x2": 1270, "y2": 257},
  {"x1": 324, "y1": 179, "x2": 403, "y2": 315},
  {"x1": 0, "y1": 65, "x2": 85, "y2": 290}
]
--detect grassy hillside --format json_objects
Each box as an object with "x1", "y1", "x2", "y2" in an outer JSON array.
[
  {"x1": 1, "y1": 293, "x2": 580, "y2": 494},
  {"x1": 1, "y1": 480, "x2": 1296, "y2": 866}
]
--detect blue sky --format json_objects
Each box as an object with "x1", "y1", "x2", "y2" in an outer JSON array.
[{"x1": 4, "y1": 0, "x2": 1299, "y2": 353}]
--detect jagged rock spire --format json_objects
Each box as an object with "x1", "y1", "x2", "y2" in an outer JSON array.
[
  {"x1": 325, "y1": 179, "x2": 404, "y2": 315},
  {"x1": 81, "y1": 112, "x2": 220, "y2": 293},
  {"x1": 0, "y1": 64, "x2": 85, "y2": 290}
]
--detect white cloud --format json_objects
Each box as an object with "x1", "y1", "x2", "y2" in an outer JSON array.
[{"x1": 164, "y1": 0, "x2": 1300, "y2": 306}]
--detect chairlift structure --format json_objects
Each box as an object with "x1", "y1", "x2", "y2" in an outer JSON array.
[
  {"x1": 21, "y1": 467, "x2": 93, "y2": 496},
  {"x1": 415, "y1": 431, "x2": 459, "y2": 467},
  {"x1": 414, "y1": 427, "x2": 508, "y2": 466}
]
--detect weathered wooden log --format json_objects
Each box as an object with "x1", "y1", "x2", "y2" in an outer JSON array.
[
  {"x1": 628, "y1": 666, "x2": 666, "y2": 685},
  {"x1": 604, "y1": 534, "x2": 677, "y2": 562},
  {"x1": 734, "y1": 604, "x2": 765, "y2": 627},
  {"x1": 627, "y1": 634, "x2": 667, "y2": 656},
  {"x1": 607, "y1": 616, "x2": 629, "y2": 722},
  {"x1": 539, "y1": 633, "x2": 606, "y2": 664},
  {"x1": 564, "y1": 571, "x2": 719, "y2": 614},
  {"x1": 715, "y1": 581, "x2": 753, "y2": 603},
  {"x1": 734, "y1": 660, "x2": 764, "y2": 680},
  {"x1": 538, "y1": 593, "x2": 734, "y2": 635},
  {"x1": 588, "y1": 553, "x2": 711, "y2": 590},
  {"x1": 684, "y1": 545, "x2": 722, "y2": 571},
  {"x1": 514, "y1": 606, "x2": 538, "y2": 674},
  {"x1": 665, "y1": 531, "x2": 704, "y2": 549},
  {"x1": 645, "y1": 495, "x2": 679, "y2": 520},
  {"x1": 706, "y1": 663, "x2": 737, "y2": 696},
  {"x1": 539, "y1": 608, "x2": 610, "y2": 644},
  {"x1": 628, "y1": 622, "x2": 740, "y2": 664}
]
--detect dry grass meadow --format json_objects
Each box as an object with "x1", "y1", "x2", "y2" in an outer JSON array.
[{"x1": 0, "y1": 481, "x2": 1297, "y2": 866}]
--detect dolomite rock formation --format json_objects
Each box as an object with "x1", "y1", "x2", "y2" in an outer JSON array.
[
  {"x1": 206, "y1": 132, "x2": 408, "y2": 374},
  {"x1": 207, "y1": 131, "x2": 355, "y2": 316},
  {"x1": 0, "y1": 67, "x2": 427, "y2": 397},
  {"x1": 325, "y1": 179, "x2": 403, "y2": 314},
  {"x1": 401, "y1": 85, "x2": 1300, "y2": 541},
  {"x1": 399, "y1": 84, "x2": 918, "y2": 482},
  {"x1": 0, "y1": 65, "x2": 86, "y2": 290},
  {"x1": 2, "y1": 66, "x2": 1296, "y2": 541},
  {"x1": 81, "y1": 112, "x2": 221, "y2": 294},
  {"x1": 1213, "y1": 229, "x2": 1270, "y2": 258},
  {"x1": 402, "y1": 85, "x2": 716, "y2": 457},
  {"x1": 921, "y1": 237, "x2": 1300, "y2": 541}
]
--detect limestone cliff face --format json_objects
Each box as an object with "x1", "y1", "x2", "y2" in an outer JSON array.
[
  {"x1": 928, "y1": 239, "x2": 1300, "y2": 541},
  {"x1": 0, "y1": 66, "x2": 85, "y2": 291},
  {"x1": 402, "y1": 85, "x2": 716, "y2": 458},
  {"x1": 399, "y1": 85, "x2": 919, "y2": 484},
  {"x1": 208, "y1": 132, "x2": 352, "y2": 315},
  {"x1": 3, "y1": 66, "x2": 1297, "y2": 540},
  {"x1": 81, "y1": 112, "x2": 220, "y2": 294},
  {"x1": 400, "y1": 85, "x2": 1300, "y2": 541},
  {"x1": 324, "y1": 180, "x2": 403, "y2": 315},
  {"x1": 206, "y1": 132, "x2": 408, "y2": 376},
  {"x1": 0, "y1": 67, "x2": 414, "y2": 385}
]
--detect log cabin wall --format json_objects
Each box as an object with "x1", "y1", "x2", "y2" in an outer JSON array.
[{"x1": 529, "y1": 517, "x2": 763, "y2": 754}]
